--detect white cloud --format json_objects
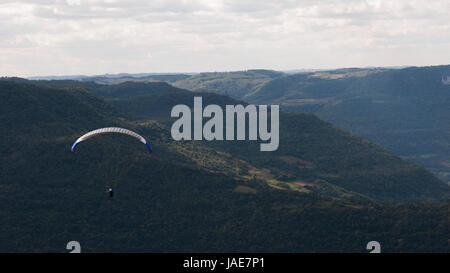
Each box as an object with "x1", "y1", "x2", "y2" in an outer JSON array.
[
  {"x1": 1, "y1": 0, "x2": 450, "y2": 77},
  {"x1": 66, "y1": 0, "x2": 81, "y2": 6}
]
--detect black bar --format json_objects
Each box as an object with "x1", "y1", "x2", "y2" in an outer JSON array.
[{"x1": 0, "y1": 253, "x2": 446, "y2": 272}]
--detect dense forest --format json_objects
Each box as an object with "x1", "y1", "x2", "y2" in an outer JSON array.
[
  {"x1": 0, "y1": 79, "x2": 448, "y2": 252},
  {"x1": 163, "y1": 66, "x2": 450, "y2": 186},
  {"x1": 35, "y1": 66, "x2": 450, "y2": 185}
]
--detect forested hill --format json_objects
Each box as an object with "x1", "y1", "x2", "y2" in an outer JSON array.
[
  {"x1": 0, "y1": 79, "x2": 448, "y2": 252},
  {"x1": 3, "y1": 78, "x2": 448, "y2": 203},
  {"x1": 170, "y1": 69, "x2": 285, "y2": 98},
  {"x1": 241, "y1": 65, "x2": 450, "y2": 185},
  {"x1": 105, "y1": 66, "x2": 450, "y2": 185}
]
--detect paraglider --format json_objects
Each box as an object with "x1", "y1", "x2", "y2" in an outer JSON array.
[
  {"x1": 71, "y1": 127, "x2": 152, "y2": 153},
  {"x1": 71, "y1": 127, "x2": 152, "y2": 198},
  {"x1": 106, "y1": 187, "x2": 114, "y2": 198}
]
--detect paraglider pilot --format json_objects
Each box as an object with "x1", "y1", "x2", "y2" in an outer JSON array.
[
  {"x1": 71, "y1": 127, "x2": 152, "y2": 200},
  {"x1": 106, "y1": 187, "x2": 114, "y2": 198}
]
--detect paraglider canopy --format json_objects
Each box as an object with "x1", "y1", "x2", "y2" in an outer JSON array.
[{"x1": 71, "y1": 127, "x2": 152, "y2": 153}]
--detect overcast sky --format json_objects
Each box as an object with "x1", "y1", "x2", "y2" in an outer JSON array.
[{"x1": 1, "y1": 0, "x2": 450, "y2": 77}]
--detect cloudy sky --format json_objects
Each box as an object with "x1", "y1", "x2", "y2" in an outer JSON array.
[{"x1": 1, "y1": 0, "x2": 450, "y2": 77}]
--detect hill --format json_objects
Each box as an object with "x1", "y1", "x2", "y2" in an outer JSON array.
[
  {"x1": 235, "y1": 66, "x2": 450, "y2": 185},
  {"x1": 20, "y1": 78, "x2": 450, "y2": 201},
  {"x1": 0, "y1": 79, "x2": 448, "y2": 252},
  {"x1": 156, "y1": 66, "x2": 450, "y2": 185},
  {"x1": 15, "y1": 78, "x2": 450, "y2": 202},
  {"x1": 171, "y1": 70, "x2": 285, "y2": 99},
  {"x1": 110, "y1": 91, "x2": 450, "y2": 202},
  {"x1": 27, "y1": 73, "x2": 192, "y2": 84}
]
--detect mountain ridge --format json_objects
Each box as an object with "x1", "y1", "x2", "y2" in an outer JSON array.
[{"x1": 1, "y1": 78, "x2": 448, "y2": 252}]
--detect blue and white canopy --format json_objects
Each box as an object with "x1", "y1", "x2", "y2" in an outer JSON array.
[{"x1": 71, "y1": 127, "x2": 152, "y2": 153}]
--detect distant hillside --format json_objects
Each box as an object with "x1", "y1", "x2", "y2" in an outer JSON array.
[
  {"x1": 91, "y1": 81, "x2": 186, "y2": 99},
  {"x1": 27, "y1": 73, "x2": 192, "y2": 84},
  {"x1": 97, "y1": 85, "x2": 449, "y2": 203},
  {"x1": 10, "y1": 77, "x2": 450, "y2": 202},
  {"x1": 84, "y1": 74, "x2": 192, "y2": 85},
  {"x1": 1, "y1": 79, "x2": 448, "y2": 253},
  {"x1": 240, "y1": 65, "x2": 450, "y2": 185},
  {"x1": 171, "y1": 69, "x2": 285, "y2": 99}
]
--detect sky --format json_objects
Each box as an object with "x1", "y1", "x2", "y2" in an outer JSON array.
[{"x1": 1, "y1": 0, "x2": 450, "y2": 77}]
